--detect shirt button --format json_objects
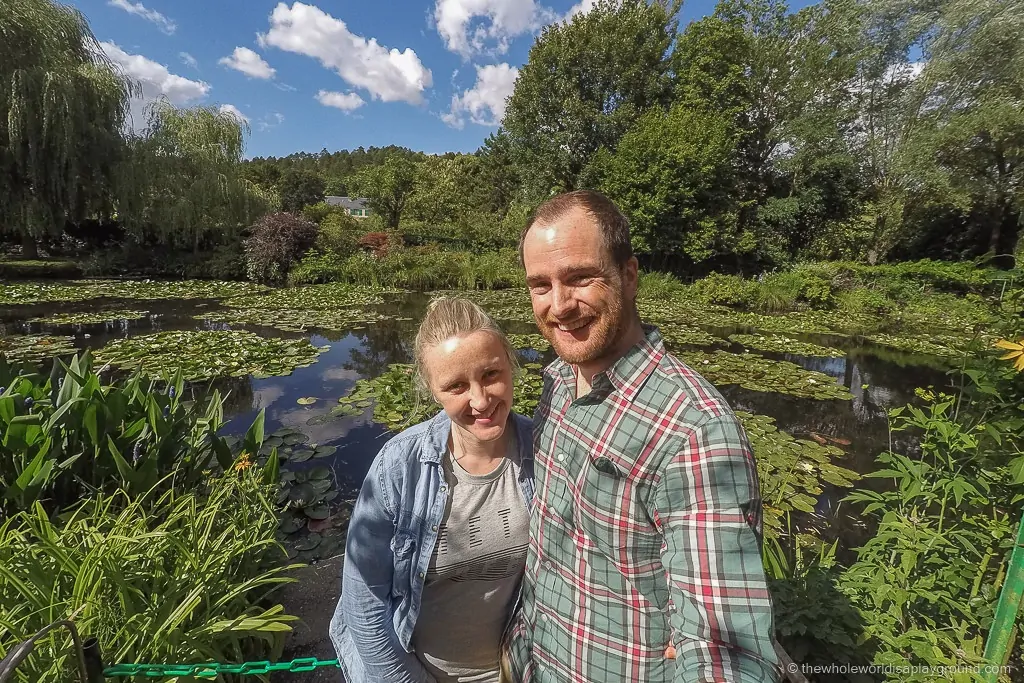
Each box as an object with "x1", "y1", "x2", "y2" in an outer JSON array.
[
  {"x1": 431, "y1": 524, "x2": 438, "y2": 532},
  {"x1": 557, "y1": 453, "x2": 565, "y2": 462},
  {"x1": 418, "y1": 571, "x2": 425, "y2": 579}
]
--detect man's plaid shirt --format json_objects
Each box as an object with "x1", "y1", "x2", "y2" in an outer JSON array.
[{"x1": 510, "y1": 326, "x2": 781, "y2": 683}]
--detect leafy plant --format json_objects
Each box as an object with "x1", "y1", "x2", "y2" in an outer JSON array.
[
  {"x1": 0, "y1": 335, "x2": 76, "y2": 365},
  {"x1": 0, "y1": 470, "x2": 299, "y2": 683},
  {"x1": 0, "y1": 353, "x2": 278, "y2": 515},
  {"x1": 244, "y1": 212, "x2": 319, "y2": 284},
  {"x1": 683, "y1": 350, "x2": 854, "y2": 400}
]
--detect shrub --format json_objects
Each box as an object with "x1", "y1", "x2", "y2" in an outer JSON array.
[
  {"x1": 834, "y1": 288, "x2": 896, "y2": 317},
  {"x1": 316, "y1": 212, "x2": 360, "y2": 257},
  {"x1": 638, "y1": 271, "x2": 686, "y2": 300},
  {"x1": 357, "y1": 231, "x2": 403, "y2": 258},
  {"x1": 301, "y1": 201, "x2": 343, "y2": 225},
  {"x1": 287, "y1": 250, "x2": 348, "y2": 286},
  {"x1": 753, "y1": 271, "x2": 804, "y2": 313},
  {"x1": 244, "y1": 212, "x2": 318, "y2": 284},
  {"x1": 473, "y1": 248, "x2": 523, "y2": 289},
  {"x1": 690, "y1": 273, "x2": 757, "y2": 307}
]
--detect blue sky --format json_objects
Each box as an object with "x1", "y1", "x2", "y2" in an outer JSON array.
[{"x1": 69, "y1": 0, "x2": 748, "y2": 159}]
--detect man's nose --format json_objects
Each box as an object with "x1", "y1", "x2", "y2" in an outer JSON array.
[{"x1": 550, "y1": 283, "x2": 576, "y2": 318}]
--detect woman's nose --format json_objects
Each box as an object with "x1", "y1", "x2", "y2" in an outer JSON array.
[{"x1": 468, "y1": 384, "x2": 488, "y2": 411}]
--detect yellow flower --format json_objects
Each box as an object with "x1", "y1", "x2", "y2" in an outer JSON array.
[
  {"x1": 233, "y1": 452, "x2": 254, "y2": 471},
  {"x1": 995, "y1": 339, "x2": 1024, "y2": 372}
]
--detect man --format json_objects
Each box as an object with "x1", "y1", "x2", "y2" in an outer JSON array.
[{"x1": 509, "y1": 190, "x2": 781, "y2": 683}]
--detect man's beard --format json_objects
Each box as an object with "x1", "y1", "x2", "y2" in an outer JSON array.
[{"x1": 536, "y1": 294, "x2": 626, "y2": 366}]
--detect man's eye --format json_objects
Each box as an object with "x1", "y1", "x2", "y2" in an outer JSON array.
[{"x1": 529, "y1": 284, "x2": 550, "y2": 295}]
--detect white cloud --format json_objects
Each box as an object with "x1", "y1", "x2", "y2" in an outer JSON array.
[
  {"x1": 179, "y1": 51, "x2": 198, "y2": 68},
  {"x1": 258, "y1": 2, "x2": 432, "y2": 105},
  {"x1": 317, "y1": 89, "x2": 366, "y2": 112},
  {"x1": 219, "y1": 47, "x2": 276, "y2": 80},
  {"x1": 100, "y1": 42, "x2": 210, "y2": 128},
  {"x1": 442, "y1": 62, "x2": 518, "y2": 128},
  {"x1": 433, "y1": 0, "x2": 556, "y2": 58},
  {"x1": 564, "y1": 0, "x2": 599, "y2": 20},
  {"x1": 219, "y1": 104, "x2": 249, "y2": 124},
  {"x1": 257, "y1": 112, "x2": 286, "y2": 132},
  {"x1": 108, "y1": 0, "x2": 176, "y2": 34}
]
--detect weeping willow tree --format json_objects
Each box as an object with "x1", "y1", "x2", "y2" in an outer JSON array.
[
  {"x1": 119, "y1": 101, "x2": 272, "y2": 253},
  {"x1": 0, "y1": 0, "x2": 134, "y2": 258}
]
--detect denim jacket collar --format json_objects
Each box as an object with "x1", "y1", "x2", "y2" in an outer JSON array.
[{"x1": 419, "y1": 409, "x2": 535, "y2": 466}]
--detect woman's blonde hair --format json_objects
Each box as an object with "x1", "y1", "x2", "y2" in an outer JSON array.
[{"x1": 413, "y1": 296, "x2": 519, "y2": 401}]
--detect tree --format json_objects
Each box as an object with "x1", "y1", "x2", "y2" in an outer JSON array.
[
  {"x1": 119, "y1": 101, "x2": 270, "y2": 253},
  {"x1": 587, "y1": 104, "x2": 741, "y2": 266},
  {"x1": 0, "y1": 0, "x2": 133, "y2": 257},
  {"x1": 502, "y1": 0, "x2": 680, "y2": 194},
  {"x1": 278, "y1": 169, "x2": 325, "y2": 213},
  {"x1": 351, "y1": 155, "x2": 417, "y2": 229},
  {"x1": 909, "y1": 0, "x2": 1024, "y2": 262},
  {"x1": 406, "y1": 155, "x2": 472, "y2": 226}
]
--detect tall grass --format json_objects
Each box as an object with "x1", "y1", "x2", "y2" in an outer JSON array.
[
  {"x1": 637, "y1": 271, "x2": 686, "y2": 300},
  {"x1": 0, "y1": 470, "x2": 299, "y2": 683}
]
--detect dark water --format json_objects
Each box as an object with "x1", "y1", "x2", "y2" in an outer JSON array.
[{"x1": 1, "y1": 291, "x2": 952, "y2": 546}]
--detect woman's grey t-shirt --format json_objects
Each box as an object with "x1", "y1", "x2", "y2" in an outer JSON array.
[{"x1": 411, "y1": 434, "x2": 530, "y2": 683}]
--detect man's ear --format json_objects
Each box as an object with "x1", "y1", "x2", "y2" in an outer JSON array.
[{"x1": 623, "y1": 256, "x2": 639, "y2": 300}]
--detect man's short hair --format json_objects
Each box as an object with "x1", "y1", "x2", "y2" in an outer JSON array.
[{"x1": 518, "y1": 190, "x2": 633, "y2": 269}]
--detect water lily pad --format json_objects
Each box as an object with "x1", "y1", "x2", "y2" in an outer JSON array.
[
  {"x1": 290, "y1": 449, "x2": 314, "y2": 463},
  {"x1": 279, "y1": 470, "x2": 296, "y2": 484},
  {"x1": 283, "y1": 433, "x2": 309, "y2": 446},
  {"x1": 0, "y1": 279, "x2": 266, "y2": 306},
  {"x1": 309, "y1": 466, "x2": 332, "y2": 480},
  {"x1": 728, "y1": 333, "x2": 845, "y2": 358},
  {"x1": 276, "y1": 487, "x2": 291, "y2": 506},
  {"x1": 279, "y1": 514, "x2": 305, "y2": 534},
  {"x1": 311, "y1": 478, "x2": 333, "y2": 493},
  {"x1": 681, "y1": 350, "x2": 853, "y2": 401},
  {"x1": 290, "y1": 482, "x2": 317, "y2": 507},
  {"x1": 93, "y1": 330, "x2": 327, "y2": 380},
  {"x1": 297, "y1": 397, "x2": 317, "y2": 405},
  {"x1": 294, "y1": 533, "x2": 322, "y2": 551},
  {"x1": 321, "y1": 490, "x2": 340, "y2": 503},
  {"x1": 304, "y1": 504, "x2": 330, "y2": 520},
  {"x1": 0, "y1": 335, "x2": 77, "y2": 364},
  {"x1": 313, "y1": 445, "x2": 337, "y2": 458},
  {"x1": 28, "y1": 309, "x2": 150, "y2": 326}
]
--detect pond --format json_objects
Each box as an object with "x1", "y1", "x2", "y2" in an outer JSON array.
[{"x1": 0, "y1": 279, "x2": 960, "y2": 555}]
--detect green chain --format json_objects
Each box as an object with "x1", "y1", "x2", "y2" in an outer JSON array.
[{"x1": 104, "y1": 657, "x2": 340, "y2": 678}]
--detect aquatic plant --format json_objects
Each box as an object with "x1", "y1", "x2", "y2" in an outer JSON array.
[
  {"x1": 0, "y1": 279, "x2": 266, "y2": 305},
  {"x1": 0, "y1": 334, "x2": 76, "y2": 364},
  {"x1": 507, "y1": 333, "x2": 551, "y2": 351},
  {"x1": 93, "y1": 330, "x2": 328, "y2": 380},
  {"x1": 682, "y1": 350, "x2": 853, "y2": 400},
  {"x1": 224, "y1": 282, "x2": 397, "y2": 310},
  {"x1": 195, "y1": 307, "x2": 399, "y2": 333},
  {"x1": 738, "y1": 411, "x2": 859, "y2": 534},
  {"x1": 433, "y1": 289, "x2": 535, "y2": 323},
  {"x1": 657, "y1": 321, "x2": 724, "y2": 348},
  {"x1": 27, "y1": 309, "x2": 149, "y2": 326},
  {"x1": 865, "y1": 332, "x2": 974, "y2": 359},
  {"x1": 729, "y1": 333, "x2": 845, "y2": 358}
]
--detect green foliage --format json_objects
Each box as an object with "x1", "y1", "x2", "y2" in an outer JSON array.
[
  {"x1": 0, "y1": 259, "x2": 81, "y2": 278},
  {"x1": 590, "y1": 103, "x2": 740, "y2": 263},
  {"x1": 279, "y1": 169, "x2": 325, "y2": 214},
  {"x1": 244, "y1": 212, "x2": 319, "y2": 284},
  {"x1": 93, "y1": 330, "x2": 329, "y2": 380},
  {"x1": 0, "y1": 353, "x2": 257, "y2": 515},
  {"x1": 0, "y1": 278, "x2": 265, "y2": 305},
  {"x1": 688, "y1": 273, "x2": 758, "y2": 307},
  {"x1": 287, "y1": 251, "x2": 349, "y2": 286},
  {"x1": 751, "y1": 271, "x2": 804, "y2": 313},
  {"x1": 0, "y1": 335, "x2": 76, "y2": 365},
  {"x1": 729, "y1": 333, "x2": 845, "y2": 358},
  {"x1": 683, "y1": 350, "x2": 854, "y2": 400},
  {"x1": 351, "y1": 155, "x2": 417, "y2": 229},
  {"x1": 503, "y1": 0, "x2": 679, "y2": 192},
  {"x1": 301, "y1": 201, "x2": 348, "y2": 225},
  {"x1": 636, "y1": 271, "x2": 687, "y2": 300},
  {"x1": 27, "y1": 309, "x2": 148, "y2": 326},
  {"x1": 120, "y1": 103, "x2": 270, "y2": 253},
  {"x1": 0, "y1": 0, "x2": 132, "y2": 255},
  {"x1": 0, "y1": 471, "x2": 297, "y2": 683},
  {"x1": 225, "y1": 282, "x2": 391, "y2": 310}
]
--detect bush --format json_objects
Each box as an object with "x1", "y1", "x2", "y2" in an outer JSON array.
[
  {"x1": 244, "y1": 212, "x2": 319, "y2": 284},
  {"x1": 834, "y1": 288, "x2": 896, "y2": 317},
  {"x1": 690, "y1": 273, "x2": 757, "y2": 307},
  {"x1": 316, "y1": 213, "x2": 361, "y2": 257},
  {"x1": 638, "y1": 271, "x2": 686, "y2": 300},
  {"x1": 357, "y1": 232, "x2": 403, "y2": 258},
  {"x1": 301, "y1": 201, "x2": 344, "y2": 225},
  {"x1": 287, "y1": 251, "x2": 348, "y2": 286},
  {"x1": 753, "y1": 271, "x2": 804, "y2": 313}
]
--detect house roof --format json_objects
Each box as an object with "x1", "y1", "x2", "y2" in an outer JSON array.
[{"x1": 325, "y1": 196, "x2": 369, "y2": 211}]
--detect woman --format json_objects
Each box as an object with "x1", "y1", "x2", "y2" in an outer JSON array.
[{"x1": 330, "y1": 296, "x2": 534, "y2": 683}]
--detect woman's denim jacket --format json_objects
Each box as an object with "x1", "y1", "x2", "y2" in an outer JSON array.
[{"x1": 329, "y1": 409, "x2": 535, "y2": 683}]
